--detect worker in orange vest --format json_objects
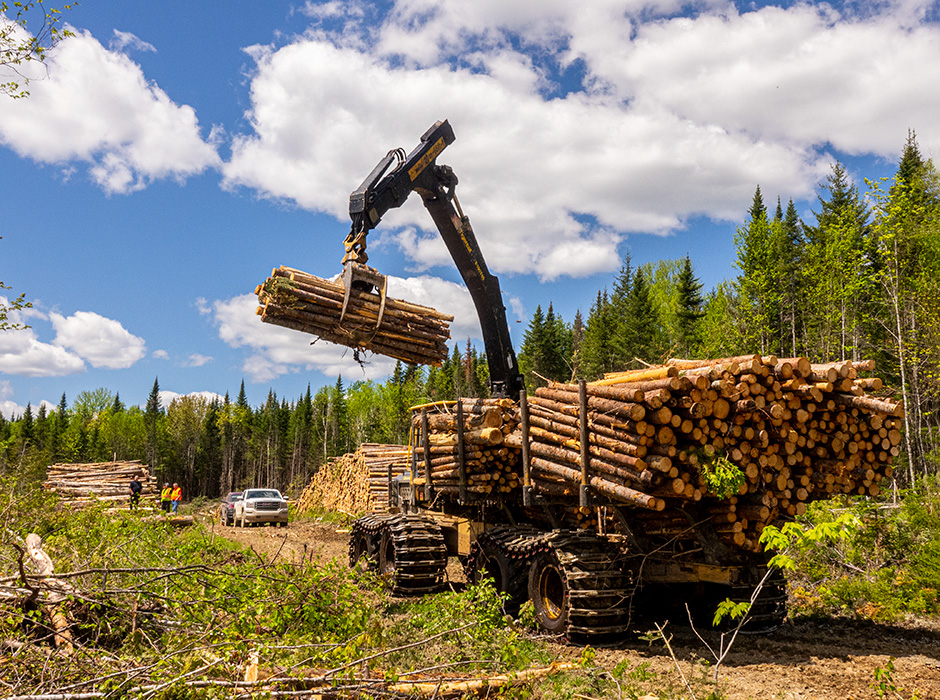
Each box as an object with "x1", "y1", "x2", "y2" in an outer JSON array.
[{"x1": 170, "y1": 483, "x2": 182, "y2": 514}]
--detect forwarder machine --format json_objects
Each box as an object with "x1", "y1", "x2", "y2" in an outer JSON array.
[{"x1": 345, "y1": 120, "x2": 784, "y2": 643}]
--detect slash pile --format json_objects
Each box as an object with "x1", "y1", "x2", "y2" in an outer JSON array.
[
  {"x1": 254, "y1": 266, "x2": 453, "y2": 366},
  {"x1": 298, "y1": 444, "x2": 410, "y2": 514},
  {"x1": 412, "y1": 398, "x2": 521, "y2": 496},
  {"x1": 43, "y1": 461, "x2": 154, "y2": 505},
  {"x1": 521, "y1": 355, "x2": 903, "y2": 552}
]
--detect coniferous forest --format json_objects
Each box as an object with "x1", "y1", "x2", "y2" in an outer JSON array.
[{"x1": 2, "y1": 134, "x2": 938, "y2": 498}]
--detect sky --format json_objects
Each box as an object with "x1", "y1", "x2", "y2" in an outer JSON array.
[{"x1": 1, "y1": 0, "x2": 939, "y2": 418}]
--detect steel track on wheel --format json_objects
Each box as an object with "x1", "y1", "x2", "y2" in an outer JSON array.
[
  {"x1": 734, "y1": 567, "x2": 788, "y2": 633},
  {"x1": 533, "y1": 530, "x2": 634, "y2": 644},
  {"x1": 348, "y1": 513, "x2": 395, "y2": 569},
  {"x1": 382, "y1": 514, "x2": 448, "y2": 596},
  {"x1": 464, "y1": 525, "x2": 547, "y2": 609}
]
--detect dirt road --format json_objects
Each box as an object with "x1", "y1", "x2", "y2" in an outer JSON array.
[{"x1": 208, "y1": 513, "x2": 940, "y2": 699}]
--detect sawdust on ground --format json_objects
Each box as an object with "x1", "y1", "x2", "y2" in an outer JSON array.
[{"x1": 208, "y1": 511, "x2": 940, "y2": 700}]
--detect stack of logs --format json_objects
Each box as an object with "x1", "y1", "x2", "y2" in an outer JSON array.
[
  {"x1": 298, "y1": 444, "x2": 410, "y2": 515},
  {"x1": 517, "y1": 355, "x2": 903, "y2": 552},
  {"x1": 412, "y1": 399, "x2": 521, "y2": 497},
  {"x1": 43, "y1": 461, "x2": 154, "y2": 505},
  {"x1": 255, "y1": 266, "x2": 453, "y2": 366}
]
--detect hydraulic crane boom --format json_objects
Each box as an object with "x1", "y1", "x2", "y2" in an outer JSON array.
[{"x1": 347, "y1": 120, "x2": 523, "y2": 398}]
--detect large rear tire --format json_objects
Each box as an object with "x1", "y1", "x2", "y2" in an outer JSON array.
[
  {"x1": 376, "y1": 514, "x2": 447, "y2": 596},
  {"x1": 466, "y1": 526, "x2": 543, "y2": 614},
  {"x1": 526, "y1": 531, "x2": 633, "y2": 644},
  {"x1": 528, "y1": 549, "x2": 569, "y2": 634}
]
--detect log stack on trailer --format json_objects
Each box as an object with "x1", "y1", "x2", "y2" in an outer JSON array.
[
  {"x1": 411, "y1": 398, "x2": 521, "y2": 498},
  {"x1": 43, "y1": 461, "x2": 154, "y2": 505},
  {"x1": 298, "y1": 444, "x2": 411, "y2": 515},
  {"x1": 254, "y1": 266, "x2": 454, "y2": 366},
  {"x1": 411, "y1": 355, "x2": 902, "y2": 553}
]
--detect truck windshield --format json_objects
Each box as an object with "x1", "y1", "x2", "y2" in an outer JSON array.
[{"x1": 247, "y1": 490, "x2": 280, "y2": 499}]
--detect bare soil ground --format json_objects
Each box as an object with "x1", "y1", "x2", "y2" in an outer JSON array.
[{"x1": 207, "y1": 512, "x2": 940, "y2": 699}]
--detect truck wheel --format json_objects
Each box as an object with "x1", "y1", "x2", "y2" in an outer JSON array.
[
  {"x1": 528, "y1": 550, "x2": 569, "y2": 635},
  {"x1": 348, "y1": 514, "x2": 392, "y2": 571},
  {"x1": 378, "y1": 528, "x2": 396, "y2": 578},
  {"x1": 527, "y1": 531, "x2": 633, "y2": 643},
  {"x1": 377, "y1": 514, "x2": 447, "y2": 595},
  {"x1": 465, "y1": 526, "x2": 543, "y2": 614}
]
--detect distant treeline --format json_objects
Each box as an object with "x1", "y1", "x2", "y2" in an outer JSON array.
[{"x1": 2, "y1": 134, "x2": 938, "y2": 496}]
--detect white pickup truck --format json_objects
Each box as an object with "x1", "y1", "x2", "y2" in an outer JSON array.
[{"x1": 234, "y1": 488, "x2": 289, "y2": 527}]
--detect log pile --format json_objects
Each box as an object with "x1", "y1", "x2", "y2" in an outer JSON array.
[
  {"x1": 43, "y1": 461, "x2": 154, "y2": 505},
  {"x1": 412, "y1": 399, "x2": 522, "y2": 497},
  {"x1": 298, "y1": 444, "x2": 410, "y2": 515},
  {"x1": 255, "y1": 266, "x2": 453, "y2": 366},
  {"x1": 520, "y1": 355, "x2": 903, "y2": 552}
]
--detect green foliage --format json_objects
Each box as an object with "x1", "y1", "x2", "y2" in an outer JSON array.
[
  {"x1": 696, "y1": 453, "x2": 745, "y2": 500},
  {"x1": 712, "y1": 599, "x2": 750, "y2": 627},
  {"x1": 0, "y1": 1, "x2": 76, "y2": 98},
  {"x1": 871, "y1": 657, "x2": 921, "y2": 700},
  {"x1": 780, "y1": 479, "x2": 940, "y2": 620},
  {"x1": 389, "y1": 578, "x2": 544, "y2": 671}
]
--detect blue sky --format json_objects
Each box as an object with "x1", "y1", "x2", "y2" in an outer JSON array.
[{"x1": 1, "y1": 0, "x2": 936, "y2": 417}]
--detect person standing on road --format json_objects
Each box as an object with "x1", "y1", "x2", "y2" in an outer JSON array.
[
  {"x1": 129, "y1": 476, "x2": 142, "y2": 509},
  {"x1": 160, "y1": 483, "x2": 172, "y2": 512},
  {"x1": 171, "y1": 483, "x2": 182, "y2": 514}
]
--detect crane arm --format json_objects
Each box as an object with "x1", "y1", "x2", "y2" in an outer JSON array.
[{"x1": 347, "y1": 120, "x2": 523, "y2": 398}]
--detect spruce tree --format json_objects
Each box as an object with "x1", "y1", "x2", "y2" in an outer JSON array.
[
  {"x1": 675, "y1": 255, "x2": 705, "y2": 356},
  {"x1": 543, "y1": 303, "x2": 572, "y2": 382},
  {"x1": 21, "y1": 403, "x2": 33, "y2": 441},
  {"x1": 519, "y1": 305, "x2": 547, "y2": 389},
  {"x1": 145, "y1": 378, "x2": 162, "y2": 475},
  {"x1": 619, "y1": 266, "x2": 662, "y2": 364},
  {"x1": 803, "y1": 163, "x2": 870, "y2": 360},
  {"x1": 734, "y1": 185, "x2": 780, "y2": 354},
  {"x1": 579, "y1": 290, "x2": 617, "y2": 379}
]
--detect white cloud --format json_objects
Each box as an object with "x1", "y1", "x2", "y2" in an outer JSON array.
[
  {"x1": 158, "y1": 389, "x2": 226, "y2": 408},
  {"x1": 0, "y1": 300, "x2": 87, "y2": 377},
  {"x1": 210, "y1": 275, "x2": 480, "y2": 381},
  {"x1": 221, "y1": 2, "x2": 940, "y2": 282},
  {"x1": 0, "y1": 31, "x2": 220, "y2": 194},
  {"x1": 183, "y1": 353, "x2": 213, "y2": 367},
  {"x1": 110, "y1": 29, "x2": 157, "y2": 54},
  {"x1": 0, "y1": 380, "x2": 57, "y2": 420},
  {"x1": 0, "y1": 380, "x2": 22, "y2": 420},
  {"x1": 153, "y1": 349, "x2": 170, "y2": 360},
  {"x1": 0, "y1": 302, "x2": 146, "y2": 376},
  {"x1": 50, "y1": 311, "x2": 146, "y2": 369}
]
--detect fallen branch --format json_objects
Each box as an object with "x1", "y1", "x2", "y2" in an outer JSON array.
[
  {"x1": 388, "y1": 661, "x2": 577, "y2": 696},
  {"x1": 25, "y1": 533, "x2": 74, "y2": 655}
]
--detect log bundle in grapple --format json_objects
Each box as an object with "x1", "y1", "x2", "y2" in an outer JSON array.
[{"x1": 254, "y1": 266, "x2": 453, "y2": 366}]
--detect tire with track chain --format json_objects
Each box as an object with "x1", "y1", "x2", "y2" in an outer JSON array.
[
  {"x1": 527, "y1": 530, "x2": 633, "y2": 645},
  {"x1": 375, "y1": 513, "x2": 448, "y2": 596},
  {"x1": 733, "y1": 565, "x2": 788, "y2": 633},
  {"x1": 464, "y1": 525, "x2": 545, "y2": 614},
  {"x1": 348, "y1": 513, "x2": 395, "y2": 571}
]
